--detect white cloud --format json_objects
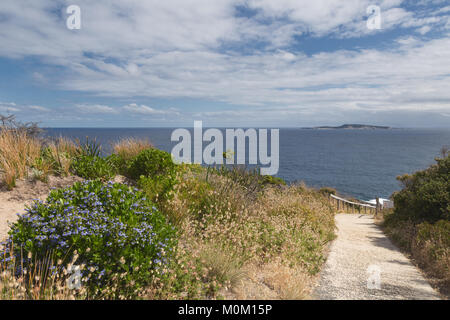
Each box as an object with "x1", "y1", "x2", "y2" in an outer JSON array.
[
  {"x1": 0, "y1": 103, "x2": 52, "y2": 114},
  {"x1": 0, "y1": 102, "x2": 21, "y2": 113},
  {"x1": 417, "y1": 25, "x2": 432, "y2": 34},
  {"x1": 28, "y1": 105, "x2": 50, "y2": 112},
  {"x1": 122, "y1": 103, "x2": 179, "y2": 116},
  {"x1": 76, "y1": 104, "x2": 119, "y2": 114}
]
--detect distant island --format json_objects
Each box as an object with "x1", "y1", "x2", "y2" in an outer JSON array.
[{"x1": 302, "y1": 124, "x2": 391, "y2": 130}]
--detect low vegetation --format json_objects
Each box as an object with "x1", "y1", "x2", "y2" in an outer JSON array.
[
  {"x1": 381, "y1": 149, "x2": 449, "y2": 296},
  {"x1": 0, "y1": 116, "x2": 336, "y2": 300}
]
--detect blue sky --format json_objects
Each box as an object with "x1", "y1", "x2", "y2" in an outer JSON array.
[{"x1": 0, "y1": 0, "x2": 449, "y2": 127}]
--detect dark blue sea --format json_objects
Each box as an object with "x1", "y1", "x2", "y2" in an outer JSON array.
[{"x1": 43, "y1": 128, "x2": 450, "y2": 201}]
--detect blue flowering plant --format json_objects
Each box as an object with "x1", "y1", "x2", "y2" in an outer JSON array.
[{"x1": 1, "y1": 180, "x2": 177, "y2": 299}]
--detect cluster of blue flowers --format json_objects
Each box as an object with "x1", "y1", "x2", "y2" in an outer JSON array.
[{"x1": 0, "y1": 180, "x2": 177, "y2": 298}]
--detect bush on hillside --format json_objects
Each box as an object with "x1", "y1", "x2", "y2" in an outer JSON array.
[
  {"x1": 261, "y1": 175, "x2": 286, "y2": 186},
  {"x1": 70, "y1": 155, "x2": 118, "y2": 180},
  {"x1": 391, "y1": 154, "x2": 449, "y2": 223},
  {"x1": 1, "y1": 180, "x2": 176, "y2": 299},
  {"x1": 138, "y1": 174, "x2": 178, "y2": 203},
  {"x1": 383, "y1": 152, "x2": 450, "y2": 296},
  {"x1": 126, "y1": 148, "x2": 176, "y2": 181}
]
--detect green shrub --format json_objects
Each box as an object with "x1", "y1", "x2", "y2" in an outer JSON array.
[
  {"x1": 261, "y1": 175, "x2": 286, "y2": 186},
  {"x1": 393, "y1": 155, "x2": 449, "y2": 222},
  {"x1": 1, "y1": 180, "x2": 177, "y2": 299},
  {"x1": 383, "y1": 153, "x2": 450, "y2": 296},
  {"x1": 71, "y1": 155, "x2": 117, "y2": 180},
  {"x1": 138, "y1": 174, "x2": 178, "y2": 203},
  {"x1": 126, "y1": 148, "x2": 176, "y2": 181},
  {"x1": 107, "y1": 153, "x2": 127, "y2": 175}
]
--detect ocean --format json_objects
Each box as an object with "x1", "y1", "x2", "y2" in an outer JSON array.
[{"x1": 43, "y1": 128, "x2": 450, "y2": 201}]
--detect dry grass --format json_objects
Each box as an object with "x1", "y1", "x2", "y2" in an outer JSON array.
[
  {"x1": 44, "y1": 137, "x2": 79, "y2": 176},
  {"x1": 0, "y1": 244, "x2": 86, "y2": 300},
  {"x1": 113, "y1": 138, "x2": 153, "y2": 162},
  {"x1": 219, "y1": 261, "x2": 311, "y2": 300},
  {"x1": 0, "y1": 130, "x2": 41, "y2": 189},
  {"x1": 257, "y1": 261, "x2": 311, "y2": 299},
  {"x1": 198, "y1": 243, "x2": 246, "y2": 288},
  {"x1": 0, "y1": 133, "x2": 80, "y2": 187},
  {"x1": 161, "y1": 167, "x2": 336, "y2": 299}
]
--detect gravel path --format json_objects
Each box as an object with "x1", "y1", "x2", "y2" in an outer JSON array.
[{"x1": 313, "y1": 214, "x2": 441, "y2": 300}]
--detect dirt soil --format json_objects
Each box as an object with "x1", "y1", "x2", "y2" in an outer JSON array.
[{"x1": 0, "y1": 176, "x2": 83, "y2": 241}]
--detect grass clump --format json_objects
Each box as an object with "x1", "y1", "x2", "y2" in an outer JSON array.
[
  {"x1": 39, "y1": 137, "x2": 80, "y2": 177},
  {"x1": 0, "y1": 130, "x2": 41, "y2": 189},
  {"x1": 113, "y1": 138, "x2": 153, "y2": 163}
]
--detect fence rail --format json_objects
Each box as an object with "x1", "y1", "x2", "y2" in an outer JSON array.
[{"x1": 329, "y1": 194, "x2": 380, "y2": 215}]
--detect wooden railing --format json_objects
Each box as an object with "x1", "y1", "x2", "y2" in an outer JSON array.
[{"x1": 329, "y1": 194, "x2": 380, "y2": 215}]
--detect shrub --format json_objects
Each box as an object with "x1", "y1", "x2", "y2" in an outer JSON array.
[
  {"x1": 71, "y1": 155, "x2": 117, "y2": 180},
  {"x1": 214, "y1": 166, "x2": 263, "y2": 198},
  {"x1": 0, "y1": 114, "x2": 42, "y2": 137},
  {"x1": 138, "y1": 174, "x2": 178, "y2": 203},
  {"x1": 393, "y1": 154, "x2": 449, "y2": 222},
  {"x1": 126, "y1": 148, "x2": 176, "y2": 181},
  {"x1": 261, "y1": 175, "x2": 286, "y2": 186},
  {"x1": 1, "y1": 180, "x2": 177, "y2": 299},
  {"x1": 382, "y1": 153, "x2": 450, "y2": 297}
]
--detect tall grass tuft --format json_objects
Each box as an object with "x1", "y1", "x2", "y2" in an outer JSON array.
[
  {"x1": 0, "y1": 129, "x2": 41, "y2": 189},
  {"x1": 113, "y1": 138, "x2": 153, "y2": 162},
  {"x1": 0, "y1": 242, "x2": 87, "y2": 300},
  {"x1": 41, "y1": 137, "x2": 80, "y2": 177}
]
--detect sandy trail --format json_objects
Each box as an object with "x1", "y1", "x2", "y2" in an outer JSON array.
[
  {"x1": 313, "y1": 214, "x2": 441, "y2": 300},
  {"x1": 0, "y1": 197, "x2": 37, "y2": 241},
  {"x1": 0, "y1": 176, "x2": 82, "y2": 241}
]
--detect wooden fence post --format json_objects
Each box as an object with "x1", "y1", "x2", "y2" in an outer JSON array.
[{"x1": 376, "y1": 197, "x2": 380, "y2": 216}]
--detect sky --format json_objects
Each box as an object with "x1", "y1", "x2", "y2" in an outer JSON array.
[{"x1": 0, "y1": 0, "x2": 449, "y2": 128}]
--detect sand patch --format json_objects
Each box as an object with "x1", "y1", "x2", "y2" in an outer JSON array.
[{"x1": 0, "y1": 175, "x2": 82, "y2": 241}]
